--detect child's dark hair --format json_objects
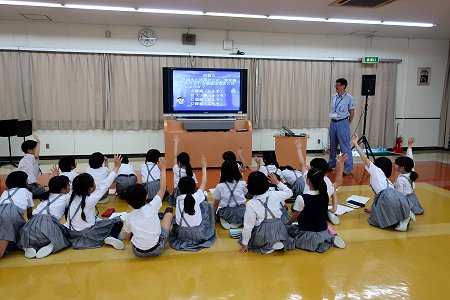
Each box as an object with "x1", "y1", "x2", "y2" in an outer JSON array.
[
  {"x1": 178, "y1": 177, "x2": 196, "y2": 216},
  {"x1": 123, "y1": 184, "x2": 147, "y2": 209},
  {"x1": 88, "y1": 152, "x2": 104, "y2": 169},
  {"x1": 66, "y1": 173, "x2": 95, "y2": 222},
  {"x1": 395, "y1": 156, "x2": 419, "y2": 182},
  {"x1": 5, "y1": 171, "x2": 28, "y2": 189},
  {"x1": 280, "y1": 165, "x2": 295, "y2": 171},
  {"x1": 307, "y1": 168, "x2": 329, "y2": 203},
  {"x1": 21, "y1": 140, "x2": 37, "y2": 154},
  {"x1": 42, "y1": 175, "x2": 70, "y2": 200},
  {"x1": 310, "y1": 158, "x2": 329, "y2": 173},
  {"x1": 219, "y1": 160, "x2": 242, "y2": 183},
  {"x1": 374, "y1": 157, "x2": 393, "y2": 178},
  {"x1": 262, "y1": 151, "x2": 279, "y2": 168},
  {"x1": 247, "y1": 171, "x2": 269, "y2": 196},
  {"x1": 177, "y1": 152, "x2": 193, "y2": 177},
  {"x1": 145, "y1": 149, "x2": 161, "y2": 164},
  {"x1": 58, "y1": 156, "x2": 76, "y2": 172},
  {"x1": 120, "y1": 155, "x2": 129, "y2": 164},
  {"x1": 222, "y1": 151, "x2": 237, "y2": 161}
]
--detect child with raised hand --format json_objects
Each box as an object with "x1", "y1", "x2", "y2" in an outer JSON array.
[
  {"x1": 18, "y1": 134, "x2": 48, "y2": 197},
  {"x1": 351, "y1": 134, "x2": 413, "y2": 231},
  {"x1": 212, "y1": 160, "x2": 247, "y2": 229},
  {"x1": 18, "y1": 172, "x2": 71, "y2": 259},
  {"x1": 114, "y1": 155, "x2": 138, "y2": 198},
  {"x1": 58, "y1": 156, "x2": 78, "y2": 185},
  {"x1": 65, "y1": 154, "x2": 125, "y2": 250},
  {"x1": 140, "y1": 149, "x2": 162, "y2": 201},
  {"x1": 286, "y1": 154, "x2": 347, "y2": 253},
  {"x1": 169, "y1": 155, "x2": 216, "y2": 252},
  {"x1": 0, "y1": 171, "x2": 33, "y2": 258},
  {"x1": 255, "y1": 151, "x2": 282, "y2": 177},
  {"x1": 169, "y1": 135, "x2": 198, "y2": 206},
  {"x1": 294, "y1": 139, "x2": 340, "y2": 225},
  {"x1": 394, "y1": 137, "x2": 424, "y2": 215},
  {"x1": 239, "y1": 172, "x2": 294, "y2": 254},
  {"x1": 85, "y1": 152, "x2": 110, "y2": 204},
  {"x1": 124, "y1": 158, "x2": 173, "y2": 257}
]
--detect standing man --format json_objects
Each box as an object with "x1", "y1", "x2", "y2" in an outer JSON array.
[{"x1": 328, "y1": 78, "x2": 355, "y2": 175}]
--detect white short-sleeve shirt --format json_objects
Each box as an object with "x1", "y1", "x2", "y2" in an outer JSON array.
[
  {"x1": 394, "y1": 148, "x2": 415, "y2": 195},
  {"x1": 281, "y1": 169, "x2": 303, "y2": 185},
  {"x1": 212, "y1": 180, "x2": 247, "y2": 207},
  {"x1": 60, "y1": 170, "x2": 78, "y2": 184},
  {"x1": 65, "y1": 171, "x2": 117, "y2": 231},
  {"x1": 365, "y1": 162, "x2": 393, "y2": 194},
  {"x1": 117, "y1": 164, "x2": 136, "y2": 176},
  {"x1": 124, "y1": 195, "x2": 162, "y2": 250},
  {"x1": 259, "y1": 165, "x2": 282, "y2": 177},
  {"x1": 0, "y1": 188, "x2": 33, "y2": 211},
  {"x1": 33, "y1": 193, "x2": 71, "y2": 221},
  {"x1": 85, "y1": 166, "x2": 110, "y2": 186},
  {"x1": 140, "y1": 162, "x2": 161, "y2": 183},
  {"x1": 175, "y1": 189, "x2": 205, "y2": 227},
  {"x1": 18, "y1": 154, "x2": 40, "y2": 184},
  {"x1": 173, "y1": 164, "x2": 198, "y2": 188}
]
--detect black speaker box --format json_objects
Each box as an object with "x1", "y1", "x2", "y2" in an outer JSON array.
[
  {"x1": 361, "y1": 75, "x2": 376, "y2": 96},
  {"x1": 182, "y1": 33, "x2": 196, "y2": 45}
]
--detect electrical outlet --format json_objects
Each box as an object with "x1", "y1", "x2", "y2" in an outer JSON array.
[
  {"x1": 45, "y1": 143, "x2": 49, "y2": 149},
  {"x1": 317, "y1": 139, "x2": 321, "y2": 144}
]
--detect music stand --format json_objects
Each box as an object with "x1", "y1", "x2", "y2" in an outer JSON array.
[
  {"x1": 0, "y1": 119, "x2": 19, "y2": 167},
  {"x1": 17, "y1": 120, "x2": 33, "y2": 142}
]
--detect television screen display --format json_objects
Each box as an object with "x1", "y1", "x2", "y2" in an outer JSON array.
[{"x1": 163, "y1": 68, "x2": 247, "y2": 115}]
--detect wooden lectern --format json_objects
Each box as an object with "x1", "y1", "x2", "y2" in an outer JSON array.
[
  {"x1": 164, "y1": 119, "x2": 252, "y2": 168},
  {"x1": 274, "y1": 135, "x2": 309, "y2": 170}
]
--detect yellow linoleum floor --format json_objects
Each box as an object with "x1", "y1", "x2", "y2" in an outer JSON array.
[{"x1": 2, "y1": 182, "x2": 450, "y2": 299}]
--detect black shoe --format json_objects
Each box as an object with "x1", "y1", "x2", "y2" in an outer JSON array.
[{"x1": 158, "y1": 212, "x2": 164, "y2": 220}]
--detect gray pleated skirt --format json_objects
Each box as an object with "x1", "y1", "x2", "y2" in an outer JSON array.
[
  {"x1": 115, "y1": 175, "x2": 138, "y2": 196},
  {"x1": 167, "y1": 187, "x2": 180, "y2": 206},
  {"x1": 217, "y1": 204, "x2": 246, "y2": 225},
  {"x1": 291, "y1": 177, "x2": 306, "y2": 197},
  {"x1": 287, "y1": 225, "x2": 335, "y2": 253},
  {"x1": 17, "y1": 214, "x2": 71, "y2": 253},
  {"x1": 406, "y1": 192, "x2": 424, "y2": 215},
  {"x1": 368, "y1": 188, "x2": 410, "y2": 229},
  {"x1": 169, "y1": 201, "x2": 216, "y2": 252},
  {"x1": 143, "y1": 180, "x2": 160, "y2": 201},
  {"x1": 245, "y1": 218, "x2": 295, "y2": 254},
  {"x1": 68, "y1": 217, "x2": 122, "y2": 249},
  {"x1": 0, "y1": 203, "x2": 26, "y2": 242}
]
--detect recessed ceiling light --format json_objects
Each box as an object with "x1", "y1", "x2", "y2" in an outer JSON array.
[
  {"x1": 205, "y1": 12, "x2": 267, "y2": 19},
  {"x1": 0, "y1": 1, "x2": 61, "y2": 7},
  {"x1": 268, "y1": 16, "x2": 326, "y2": 22},
  {"x1": 64, "y1": 4, "x2": 136, "y2": 12},
  {"x1": 138, "y1": 8, "x2": 204, "y2": 15}
]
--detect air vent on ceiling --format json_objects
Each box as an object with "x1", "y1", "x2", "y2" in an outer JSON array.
[
  {"x1": 21, "y1": 14, "x2": 52, "y2": 21},
  {"x1": 349, "y1": 30, "x2": 377, "y2": 36},
  {"x1": 329, "y1": 0, "x2": 397, "y2": 8}
]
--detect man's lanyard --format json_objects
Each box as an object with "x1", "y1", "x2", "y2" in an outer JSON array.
[{"x1": 334, "y1": 92, "x2": 347, "y2": 112}]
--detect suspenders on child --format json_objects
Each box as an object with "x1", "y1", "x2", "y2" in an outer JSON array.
[
  {"x1": 145, "y1": 163, "x2": 157, "y2": 183},
  {"x1": 224, "y1": 181, "x2": 239, "y2": 207},
  {"x1": 0, "y1": 188, "x2": 20, "y2": 205},
  {"x1": 35, "y1": 194, "x2": 62, "y2": 215},
  {"x1": 256, "y1": 197, "x2": 276, "y2": 220}
]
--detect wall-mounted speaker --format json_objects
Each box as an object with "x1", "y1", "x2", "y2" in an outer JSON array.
[{"x1": 182, "y1": 33, "x2": 196, "y2": 45}]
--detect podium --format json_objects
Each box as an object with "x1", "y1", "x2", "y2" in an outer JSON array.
[
  {"x1": 164, "y1": 119, "x2": 252, "y2": 168},
  {"x1": 274, "y1": 135, "x2": 309, "y2": 170}
]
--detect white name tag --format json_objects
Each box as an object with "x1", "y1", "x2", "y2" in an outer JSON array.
[{"x1": 331, "y1": 113, "x2": 338, "y2": 118}]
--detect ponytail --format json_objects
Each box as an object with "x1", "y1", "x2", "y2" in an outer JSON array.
[
  {"x1": 177, "y1": 152, "x2": 193, "y2": 177},
  {"x1": 410, "y1": 171, "x2": 419, "y2": 182},
  {"x1": 307, "y1": 168, "x2": 328, "y2": 203},
  {"x1": 185, "y1": 162, "x2": 193, "y2": 177},
  {"x1": 80, "y1": 195, "x2": 87, "y2": 222},
  {"x1": 184, "y1": 194, "x2": 196, "y2": 215}
]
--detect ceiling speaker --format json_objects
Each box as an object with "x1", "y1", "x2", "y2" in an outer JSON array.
[{"x1": 182, "y1": 33, "x2": 196, "y2": 45}]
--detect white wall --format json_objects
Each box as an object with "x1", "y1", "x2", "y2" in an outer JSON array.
[{"x1": 0, "y1": 20, "x2": 448, "y2": 156}]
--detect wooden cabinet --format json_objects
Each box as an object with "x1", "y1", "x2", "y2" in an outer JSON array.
[{"x1": 164, "y1": 120, "x2": 252, "y2": 168}]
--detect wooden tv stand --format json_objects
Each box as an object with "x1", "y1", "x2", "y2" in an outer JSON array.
[{"x1": 164, "y1": 119, "x2": 252, "y2": 168}]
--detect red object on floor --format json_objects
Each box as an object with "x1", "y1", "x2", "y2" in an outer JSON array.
[{"x1": 101, "y1": 208, "x2": 115, "y2": 218}]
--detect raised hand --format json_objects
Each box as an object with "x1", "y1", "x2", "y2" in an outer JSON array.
[
  {"x1": 267, "y1": 173, "x2": 280, "y2": 185},
  {"x1": 408, "y1": 137, "x2": 416, "y2": 147},
  {"x1": 172, "y1": 135, "x2": 179, "y2": 144},
  {"x1": 351, "y1": 134, "x2": 358, "y2": 146},
  {"x1": 50, "y1": 165, "x2": 59, "y2": 177},
  {"x1": 158, "y1": 157, "x2": 166, "y2": 170},
  {"x1": 294, "y1": 138, "x2": 302, "y2": 150},
  {"x1": 200, "y1": 155, "x2": 207, "y2": 169}
]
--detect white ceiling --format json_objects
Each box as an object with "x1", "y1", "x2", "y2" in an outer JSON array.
[{"x1": 0, "y1": 0, "x2": 449, "y2": 39}]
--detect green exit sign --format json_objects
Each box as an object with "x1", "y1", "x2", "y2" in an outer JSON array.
[{"x1": 363, "y1": 56, "x2": 379, "y2": 63}]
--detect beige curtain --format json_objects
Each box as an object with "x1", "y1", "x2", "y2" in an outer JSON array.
[
  {"x1": 439, "y1": 41, "x2": 450, "y2": 148},
  {"x1": 0, "y1": 51, "x2": 28, "y2": 120},
  {"x1": 25, "y1": 52, "x2": 107, "y2": 129},
  {"x1": 107, "y1": 55, "x2": 186, "y2": 130},
  {"x1": 254, "y1": 59, "x2": 332, "y2": 128},
  {"x1": 331, "y1": 62, "x2": 397, "y2": 148}
]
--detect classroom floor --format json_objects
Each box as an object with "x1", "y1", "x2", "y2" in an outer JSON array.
[{"x1": 1, "y1": 151, "x2": 450, "y2": 299}]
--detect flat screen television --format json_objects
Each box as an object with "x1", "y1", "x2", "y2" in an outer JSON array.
[{"x1": 163, "y1": 67, "x2": 248, "y2": 116}]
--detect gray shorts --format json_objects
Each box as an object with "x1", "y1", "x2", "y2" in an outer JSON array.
[
  {"x1": 132, "y1": 228, "x2": 169, "y2": 257},
  {"x1": 28, "y1": 183, "x2": 46, "y2": 197}
]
